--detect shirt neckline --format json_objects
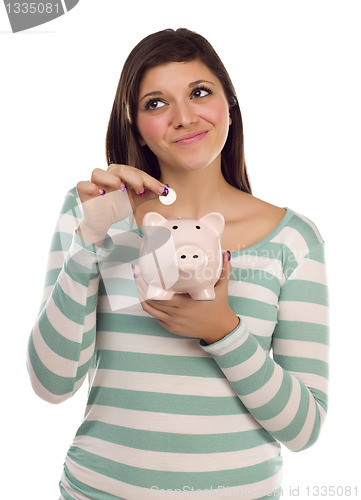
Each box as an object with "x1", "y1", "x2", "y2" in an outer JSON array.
[
  {"x1": 132, "y1": 207, "x2": 294, "y2": 255},
  {"x1": 229, "y1": 207, "x2": 294, "y2": 255}
]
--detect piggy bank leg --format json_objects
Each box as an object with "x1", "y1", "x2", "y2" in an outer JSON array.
[
  {"x1": 147, "y1": 284, "x2": 175, "y2": 300},
  {"x1": 189, "y1": 287, "x2": 216, "y2": 300}
]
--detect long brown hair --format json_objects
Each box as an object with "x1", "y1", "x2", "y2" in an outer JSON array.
[{"x1": 106, "y1": 28, "x2": 251, "y2": 194}]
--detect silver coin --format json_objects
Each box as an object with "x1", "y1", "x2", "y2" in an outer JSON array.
[{"x1": 159, "y1": 187, "x2": 177, "y2": 205}]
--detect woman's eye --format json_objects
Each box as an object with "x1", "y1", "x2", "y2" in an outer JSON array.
[
  {"x1": 146, "y1": 99, "x2": 165, "y2": 110},
  {"x1": 192, "y1": 87, "x2": 212, "y2": 99}
]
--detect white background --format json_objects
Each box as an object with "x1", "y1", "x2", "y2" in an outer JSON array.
[{"x1": 1, "y1": 1, "x2": 360, "y2": 499}]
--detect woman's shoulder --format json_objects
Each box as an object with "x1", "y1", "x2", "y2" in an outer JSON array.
[
  {"x1": 229, "y1": 192, "x2": 324, "y2": 255},
  {"x1": 223, "y1": 192, "x2": 287, "y2": 251},
  {"x1": 275, "y1": 202, "x2": 325, "y2": 250},
  {"x1": 245, "y1": 197, "x2": 326, "y2": 282},
  {"x1": 255, "y1": 197, "x2": 325, "y2": 266}
]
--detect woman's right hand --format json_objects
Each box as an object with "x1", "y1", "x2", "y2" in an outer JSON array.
[{"x1": 76, "y1": 164, "x2": 168, "y2": 245}]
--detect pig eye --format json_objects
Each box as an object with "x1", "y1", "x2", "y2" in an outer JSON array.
[
  {"x1": 195, "y1": 225, "x2": 201, "y2": 229},
  {"x1": 172, "y1": 225, "x2": 178, "y2": 230}
]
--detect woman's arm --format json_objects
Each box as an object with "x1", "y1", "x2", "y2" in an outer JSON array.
[
  {"x1": 200, "y1": 242, "x2": 329, "y2": 452},
  {"x1": 28, "y1": 164, "x2": 167, "y2": 403},
  {"x1": 26, "y1": 188, "x2": 114, "y2": 403}
]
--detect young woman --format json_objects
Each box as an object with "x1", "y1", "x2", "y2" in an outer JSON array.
[{"x1": 27, "y1": 28, "x2": 329, "y2": 500}]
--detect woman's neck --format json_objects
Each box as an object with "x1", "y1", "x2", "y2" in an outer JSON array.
[{"x1": 159, "y1": 165, "x2": 236, "y2": 220}]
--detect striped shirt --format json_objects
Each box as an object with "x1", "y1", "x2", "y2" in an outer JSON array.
[{"x1": 27, "y1": 187, "x2": 329, "y2": 500}]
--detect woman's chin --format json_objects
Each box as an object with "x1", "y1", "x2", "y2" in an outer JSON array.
[{"x1": 172, "y1": 156, "x2": 218, "y2": 173}]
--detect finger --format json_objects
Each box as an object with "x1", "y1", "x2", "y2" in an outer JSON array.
[
  {"x1": 90, "y1": 168, "x2": 125, "y2": 192},
  {"x1": 215, "y1": 251, "x2": 232, "y2": 287},
  {"x1": 133, "y1": 269, "x2": 148, "y2": 301},
  {"x1": 148, "y1": 293, "x2": 188, "y2": 310},
  {"x1": 131, "y1": 186, "x2": 162, "y2": 206},
  {"x1": 76, "y1": 181, "x2": 105, "y2": 202},
  {"x1": 132, "y1": 265, "x2": 164, "y2": 303},
  {"x1": 224, "y1": 251, "x2": 232, "y2": 280},
  {"x1": 136, "y1": 283, "x2": 147, "y2": 305},
  {"x1": 142, "y1": 299, "x2": 168, "y2": 323},
  {"x1": 132, "y1": 266, "x2": 166, "y2": 307},
  {"x1": 132, "y1": 265, "x2": 146, "y2": 299},
  {"x1": 108, "y1": 164, "x2": 168, "y2": 197}
]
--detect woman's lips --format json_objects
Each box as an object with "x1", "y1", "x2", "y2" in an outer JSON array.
[{"x1": 172, "y1": 130, "x2": 208, "y2": 145}]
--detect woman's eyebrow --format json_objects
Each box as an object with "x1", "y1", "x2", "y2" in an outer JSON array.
[
  {"x1": 140, "y1": 90, "x2": 163, "y2": 102},
  {"x1": 139, "y1": 80, "x2": 216, "y2": 102},
  {"x1": 189, "y1": 79, "x2": 215, "y2": 87}
]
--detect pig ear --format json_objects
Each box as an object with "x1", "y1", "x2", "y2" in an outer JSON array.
[
  {"x1": 199, "y1": 212, "x2": 225, "y2": 236},
  {"x1": 142, "y1": 212, "x2": 166, "y2": 228}
]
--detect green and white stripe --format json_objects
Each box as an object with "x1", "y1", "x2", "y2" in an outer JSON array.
[{"x1": 27, "y1": 187, "x2": 329, "y2": 500}]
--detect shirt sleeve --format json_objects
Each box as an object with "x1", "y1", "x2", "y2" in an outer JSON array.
[
  {"x1": 26, "y1": 189, "x2": 115, "y2": 404},
  {"x1": 199, "y1": 241, "x2": 329, "y2": 452}
]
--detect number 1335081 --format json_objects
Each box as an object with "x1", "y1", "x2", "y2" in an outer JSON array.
[
  {"x1": 5, "y1": 3, "x2": 60, "y2": 14},
  {"x1": 305, "y1": 485, "x2": 358, "y2": 496}
]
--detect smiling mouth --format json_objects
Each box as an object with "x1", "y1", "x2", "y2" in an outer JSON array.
[{"x1": 173, "y1": 130, "x2": 209, "y2": 145}]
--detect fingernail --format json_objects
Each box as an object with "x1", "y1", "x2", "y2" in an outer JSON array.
[
  {"x1": 131, "y1": 264, "x2": 135, "y2": 270},
  {"x1": 120, "y1": 183, "x2": 127, "y2": 192},
  {"x1": 133, "y1": 273, "x2": 138, "y2": 279},
  {"x1": 99, "y1": 189, "x2": 105, "y2": 196},
  {"x1": 139, "y1": 188, "x2": 145, "y2": 196},
  {"x1": 226, "y1": 251, "x2": 231, "y2": 261},
  {"x1": 158, "y1": 186, "x2": 169, "y2": 196}
]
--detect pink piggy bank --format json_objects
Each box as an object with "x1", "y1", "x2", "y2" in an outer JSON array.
[{"x1": 139, "y1": 212, "x2": 225, "y2": 300}]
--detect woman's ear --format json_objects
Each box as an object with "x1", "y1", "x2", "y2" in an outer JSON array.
[{"x1": 229, "y1": 112, "x2": 232, "y2": 126}]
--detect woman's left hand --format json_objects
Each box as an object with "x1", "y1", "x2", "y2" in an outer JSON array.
[{"x1": 134, "y1": 252, "x2": 240, "y2": 345}]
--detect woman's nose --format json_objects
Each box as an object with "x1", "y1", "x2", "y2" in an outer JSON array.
[{"x1": 172, "y1": 101, "x2": 197, "y2": 128}]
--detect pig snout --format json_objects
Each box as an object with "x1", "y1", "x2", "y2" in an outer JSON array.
[{"x1": 176, "y1": 245, "x2": 207, "y2": 273}]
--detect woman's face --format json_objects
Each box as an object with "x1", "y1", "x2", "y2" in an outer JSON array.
[{"x1": 136, "y1": 59, "x2": 231, "y2": 176}]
